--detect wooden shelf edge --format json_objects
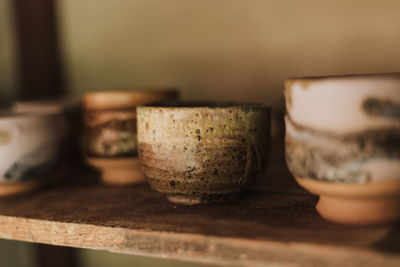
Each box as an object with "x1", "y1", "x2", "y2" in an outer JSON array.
[{"x1": 0, "y1": 215, "x2": 399, "y2": 267}]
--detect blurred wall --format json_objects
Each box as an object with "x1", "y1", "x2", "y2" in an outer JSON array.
[
  {"x1": 57, "y1": 0, "x2": 400, "y2": 109},
  {"x1": 78, "y1": 248, "x2": 214, "y2": 267},
  {"x1": 0, "y1": 0, "x2": 17, "y2": 105},
  {"x1": 0, "y1": 240, "x2": 36, "y2": 267}
]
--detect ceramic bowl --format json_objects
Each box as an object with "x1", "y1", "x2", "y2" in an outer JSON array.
[
  {"x1": 285, "y1": 73, "x2": 400, "y2": 225},
  {"x1": 0, "y1": 110, "x2": 65, "y2": 196},
  {"x1": 13, "y1": 98, "x2": 83, "y2": 170},
  {"x1": 83, "y1": 89, "x2": 179, "y2": 185},
  {"x1": 137, "y1": 102, "x2": 271, "y2": 205}
]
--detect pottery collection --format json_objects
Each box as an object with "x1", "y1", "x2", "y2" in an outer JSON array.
[
  {"x1": 137, "y1": 102, "x2": 271, "y2": 205},
  {"x1": 285, "y1": 74, "x2": 400, "y2": 225},
  {"x1": 1, "y1": 72, "x2": 398, "y2": 226},
  {"x1": 83, "y1": 89, "x2": 179, "y2": 185}
]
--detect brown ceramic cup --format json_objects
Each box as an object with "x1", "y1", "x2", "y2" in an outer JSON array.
[
  {"x1": 83, "y1": 89, "x2": 179, "y2": 185},
  {"x1": 137, "y1": 102, "x2": 271, "y2": 205}
]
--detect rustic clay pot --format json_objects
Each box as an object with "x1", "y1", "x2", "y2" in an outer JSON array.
[
  {"x1": 0, "y1": 110, "x2": 65, "y2": 196},
  {"x1": 83, "y1": 89, "x2": 179, "y2": 185},
  {"x1": 137, "y1": 102, "x2": 271, "y2": 205},
  {"x1": 285, "y1": 73, "x2": 400, "y2": 225}
]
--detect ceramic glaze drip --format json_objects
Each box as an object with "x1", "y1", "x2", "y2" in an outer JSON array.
[
  {"x1": 84, "y1": 114, "x2": 138, "y2": 157},
  {"x1": 4, "y1": 141, "x2": 62, "y2": 181},
  {"x1": 285, "y1": 115, "x2": 400, "y2": 183}
]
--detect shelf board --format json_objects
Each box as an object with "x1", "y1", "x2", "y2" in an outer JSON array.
[{"x1": 0, "y1": 167, "x2": 398, "y2": 266}]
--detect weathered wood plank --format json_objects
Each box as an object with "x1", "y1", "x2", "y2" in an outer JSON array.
[{"x1": 0, "y1": 172, "x2": 398, "y2": 266}]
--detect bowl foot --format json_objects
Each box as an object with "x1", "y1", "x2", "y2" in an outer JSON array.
[
  {"x1": 86, "y1": 157, "x2": 145, "y2": 186},
  {"x1": 317, "y1": 194, "x2": 400, "y2": 225},
  {"x1": 296, "y1": 177, "x2": 400, "y2": 225},
  {"x1": 0, "y1": 179, "x2": 41, "y2": 197},
  {"x1": 166, "y1": 192, "x2": 240, "y2": 206},
  {"x1": 101, "y1": 169, "x2": 145, "y2": 186}
]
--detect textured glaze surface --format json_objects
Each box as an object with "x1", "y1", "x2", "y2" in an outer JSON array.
[
  {"x1": 285, "y1": 74, "x2": 400, "y2": 184},
  {"x1": 84, "y1": 109, "x2": 138, "y2": 157},
  {"x1": 0, "y1": 112, "x2": 65, "y2": 183},
  {"x1": 285, "y1": 116, "x2": 400, "y2": 183},
  {"x1": 137, "y1": 104, "x2": 271, "y2": 203},
  {"x1": 83, "y1": 90, "x2": 179, "y2": 157}
]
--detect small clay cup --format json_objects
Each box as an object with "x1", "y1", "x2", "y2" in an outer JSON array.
[
  {"x1": 285, "y1": 73, "x2": 400, "y2": 225},
  {"x1": 13, "y1": 98, "x2": 83, "y2": 174},
  {"x1": 137, "y1": 102, "x2": 271, "y2": 205},
  {"x1": 0, "y1": 110, "x2": 65, "y2": 196},
  {"x1": 83, "y1": 89, "x2": 179, "y2": 185}
]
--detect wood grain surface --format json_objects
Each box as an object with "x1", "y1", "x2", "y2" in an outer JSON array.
[{"x1": 0, "y1": 166, "x2": 398, "y2": 266}]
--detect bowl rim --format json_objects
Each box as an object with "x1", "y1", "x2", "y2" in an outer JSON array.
[
  {"x1": 84, "y1": 88, "x2": 179, "y2": 98},
  {"x1": 286, "y1": 72, "x2": 400, "y2": 81},
  {"x1": 0, "y1": 109, "x2": 61, "y2": 121},
  {"x1": 138, "y1": 101, "x2": 270, "y2": 109},
  {"x1": 84, "y1": 88, "x2": 180, "y2": 110}
]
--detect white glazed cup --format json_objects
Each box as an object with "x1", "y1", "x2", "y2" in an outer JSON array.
[
  {"x1": 285, "y1": 73, "x2": 400, "y2": 225},
  {"x1": 0, "y1": 110, "x2": 65, "y2": 183},
  {"x1": 285, "y1": 73, "x2": 400, "y2": 184}
]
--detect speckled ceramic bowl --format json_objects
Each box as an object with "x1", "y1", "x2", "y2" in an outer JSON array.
[
  {"x1": 0, "y1": 110, "x2": 65, "y2": 196},
  {"x1": 285, "y1": 73, "x2": 400, "y2": 225},
  {"x1": 137, "y1": 102, "x2": 271, "y2": 205},
  {"x1": 83, "y1": 89, "x2": 179, "y2": 185}
]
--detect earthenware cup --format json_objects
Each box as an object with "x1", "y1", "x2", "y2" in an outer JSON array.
[
  {"x1": 13, "y1": 98, "x2": 83, "y2": 175},
  {"x1": 83, "y1": 89, "x2": 179, "y2": 185},
  {"x1": 137, "y1": 102, "x2": 271, "y2": 205},
  {"x1": 0, "y1": 110, "x2": 66, "y2": 196},
  {"x1": 285, "y1": 73, "x2": 400, "y2": 225}
]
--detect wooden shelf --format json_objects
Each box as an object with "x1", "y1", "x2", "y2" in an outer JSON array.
[{"x1": 0, "y1": 167, "x2": 399, "y2": 266}]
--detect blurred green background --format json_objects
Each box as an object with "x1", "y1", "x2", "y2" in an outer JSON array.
[{"x1": 3, "y1": 0, "x2": 400, "y2": 106}]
